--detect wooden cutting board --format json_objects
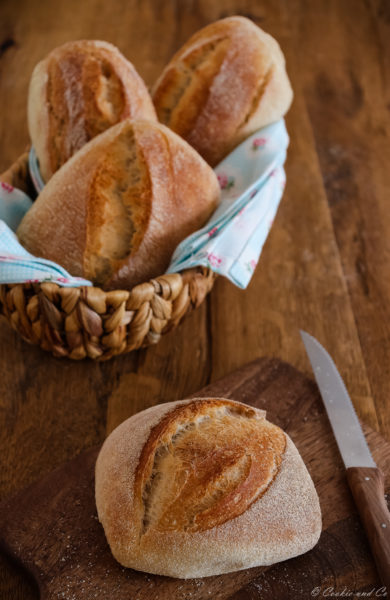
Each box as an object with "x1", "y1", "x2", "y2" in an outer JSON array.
[{"x1": 0, "y1": 358, "x2": 389, "y2": 599}]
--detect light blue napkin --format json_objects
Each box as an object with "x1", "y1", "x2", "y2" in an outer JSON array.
[
  {"x1": 28, "y1": 146, "x2": 45, "y2": 193},
  {"x1": 167, "y1": 119, "x2": 289, "y2": 288},
  {"x1": 0, "y1": 221, "x2": 92, "y2": 286},
  {"x1": 0, "y1": 119, "x2": 288, "y2": 289},
  {"x1": 0, "y1": 181, "x2": 33, "y2": 231}
]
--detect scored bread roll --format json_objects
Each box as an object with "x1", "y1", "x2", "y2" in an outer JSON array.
[
  {"x1": 95, "y1": 397, "x2": 322, "y2": 578},
  {"x1": 17, "y1": 119, "x2": 220, "y2": 290},
  {"x1": 29, "y1": 40, "x2": 157, "y2": 181},
  {"x1": 152, "y1": 16, "x2": 293, "y2": 166}
]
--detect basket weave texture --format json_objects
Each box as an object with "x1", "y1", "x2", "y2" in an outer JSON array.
[{"x1": 0, "y1": 153, "x2": 217, "y2": 360}]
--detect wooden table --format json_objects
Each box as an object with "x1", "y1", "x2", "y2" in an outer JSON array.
[{"x1": 0, "y1": 0, "x2": 389, "y2": 597}]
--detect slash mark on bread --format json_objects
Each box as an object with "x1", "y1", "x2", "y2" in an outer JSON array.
[{"x1": 136, "y1": 398, "x2": 286, "y2": 536}]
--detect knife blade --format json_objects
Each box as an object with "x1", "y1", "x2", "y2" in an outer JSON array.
[
  {"x1": 300, "y1": 330, "x2": 375, "y2": 469},
  {"x1": 300, "y1": 330, "x2": 390, "y2": 589}
]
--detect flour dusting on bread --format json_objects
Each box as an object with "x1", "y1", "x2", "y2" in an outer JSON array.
[{"x1": 95, "y1": 397, "x2": 321, "y2": 578}]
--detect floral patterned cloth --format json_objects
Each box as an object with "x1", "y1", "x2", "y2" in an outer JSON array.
[
  {"x1": 167, "y1": 119, "x2": 289, "y2": 288},
  {"x1": 0, "y1": 119, "x2": 288, "y2": 288}
]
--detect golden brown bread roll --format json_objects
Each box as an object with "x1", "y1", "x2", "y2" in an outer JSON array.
[
  {"x1": 17, "y1": 119, "x2": 220, "y2": 290},
  {"x1": 28, "y1": 40, "x2": 157, "y2": 181},
  {"x1": 152, "y1": 16, "x2": 293, "y2": 166},
  {"x1": 95, "y1": 397, "x2": 322, "y2": 578}
]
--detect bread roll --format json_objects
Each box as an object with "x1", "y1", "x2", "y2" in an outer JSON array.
[
  {"x1": 95, "y1": 397, "x2": 322, "y2": 578},
  {"x1": 28, "y1": 40, "x2": 157, "y2": 181},
  {"x1": 17, "y1": 119, "x2": 220, "y2": 290},
  {"x1": 152, "y1": 16, "x2": 293, "y2": 166}
]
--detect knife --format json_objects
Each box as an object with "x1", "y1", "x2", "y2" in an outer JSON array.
[{"x1": 300, "y1": 330, "x2": 390, "y2": 589}]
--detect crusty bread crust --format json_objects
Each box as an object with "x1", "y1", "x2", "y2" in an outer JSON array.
[
  {"x1": 95, "y1": 398, "x2": 322, "y2": 578},
  {"x1": 17, "y1": 119, "x2": 220, "y2": 290},
  {"x1": 152, "y1": 16, "x2": 293, "y2": 166},
  {"x1": 28, "y1": 40, "x2": 157, "y2": 181}
]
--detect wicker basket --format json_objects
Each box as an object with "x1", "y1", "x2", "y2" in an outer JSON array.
[{"x1": 0, "y1": 153, "x2": 217, "y2": 360}]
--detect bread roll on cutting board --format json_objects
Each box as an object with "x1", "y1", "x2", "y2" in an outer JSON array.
[
  {"x1": 29, "y1": 40, "x2": 157, "y2": 181},
  {"x1": 153, "y1": 16, "x2": 293, "y2": 166},
  {"x1": 95, "y1": 397, "x2": 322, "y2": 579},
  {"x1": 17, "y1": 119, "x2": 220, "y2": 290}
]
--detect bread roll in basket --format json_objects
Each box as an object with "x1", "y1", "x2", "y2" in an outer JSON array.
[{"x1": 0, "y1": 152, "x2": 217, "y2": 360}]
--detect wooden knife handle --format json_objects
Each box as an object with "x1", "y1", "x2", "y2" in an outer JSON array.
[{"x1": 346, "y1": 467, "x2": 390, "y2": 589}]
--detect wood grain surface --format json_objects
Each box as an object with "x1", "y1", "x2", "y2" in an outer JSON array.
[
  {"x1": 1, "y1": 358, "x2": 389, "y2": 599},
  {"x1": 0, "y1": 0, "x2": 389, "y2": 598}
]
